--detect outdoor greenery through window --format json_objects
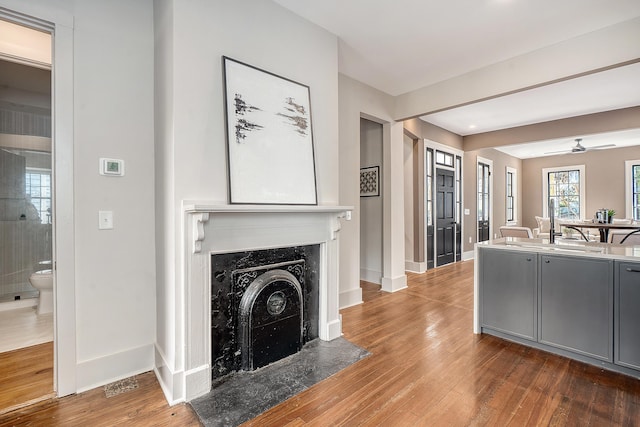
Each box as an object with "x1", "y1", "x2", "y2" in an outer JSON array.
[
  {"x1": 548, "y1": 169, "x2": 581, "y2": 220},
  {"x1": 26, "y1": 170, "x2": 52, "y2": 224}
]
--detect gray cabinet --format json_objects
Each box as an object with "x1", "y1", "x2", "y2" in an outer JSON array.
[
  {"x1": 480, "y1": 249, "x2": 537, "y2": 340},
  {"x1": 539, "y1": 254, "x2": 613, "y2": 362},
  {"x1": 615, "y1": 261, "x2": 640, "y2": 370}
]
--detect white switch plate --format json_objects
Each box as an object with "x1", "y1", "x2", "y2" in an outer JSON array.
[
  {"x1": 464, "y1": 209, "x2": 470, "y2": 215},
  {"x1": 99, "y1": 211, "x2": 114, "y2": 229}
]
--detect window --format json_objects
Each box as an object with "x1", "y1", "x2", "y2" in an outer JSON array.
[
  {"x1": 542, "y1": 165, "x2": 585, "y2": 220},
  {"x1": 426, "y1": 149, "x2": 433, "y2": 226},
  {"x1": 25, "y1": 169, "x2": 52, "y2": 224},
  {"x1": 625, "y1": 160, "x2": 640, "y2": 220},
  {"x1": 506, "y1": 167, "x2": 517, "y2": 224},
  {"x1": 435, "y1": 150, "x2": 454, "y2": 167}
]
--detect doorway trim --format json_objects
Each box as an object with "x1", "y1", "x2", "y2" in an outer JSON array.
[{"x1": 0, "y1": 3, "x2": 76, "y2": 397}]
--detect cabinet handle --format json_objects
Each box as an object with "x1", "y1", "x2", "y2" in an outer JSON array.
[
  {"x1": 626, "y1": 268, "x2": 640, "y2": 273},
  {"x1": 545, "y1": 260, "x2": 550, "y2": 263},
  {"x1": 526, "y1": 258, "x2": 532, "y2": 261}
]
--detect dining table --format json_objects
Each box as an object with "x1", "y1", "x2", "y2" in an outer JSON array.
[{"x1": 558, "y1": 220, "x2": 640, "y2": 243}]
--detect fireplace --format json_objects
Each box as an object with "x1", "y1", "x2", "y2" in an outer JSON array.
[
  {"x1": 171, "y1": 203, "x2": 351, "y2": 403},
  {"x1": 210, "y1": 245, "x2": 319, "y2": 379}
]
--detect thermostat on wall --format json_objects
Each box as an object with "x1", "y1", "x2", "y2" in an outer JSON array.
[{"x1": 99, "y1": 158, "x2": 125, "y2": 176}]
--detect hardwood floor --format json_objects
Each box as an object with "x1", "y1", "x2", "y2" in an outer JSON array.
[
  {"x1": 0, "y1": 370, "x2": 199, "y2": 426},
  {"x1": 246, "y1": 260, "x2": 640, "y2": 426},
  {"x1": 0, "y1": 342, "x2": 54, "y2": 413},
  {"x1": 3, "y1": 260, "x2": 640, "y2": 426}
]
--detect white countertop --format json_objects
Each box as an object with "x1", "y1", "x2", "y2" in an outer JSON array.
[{"x1": 477, "y1": 237, "x2": 640, "y2": 262}]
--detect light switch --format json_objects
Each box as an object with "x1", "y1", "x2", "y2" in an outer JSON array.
[
  {"x1": 99, "y1": 211, "x2": 114, "y2": 230},
  {"x1": 464, "y1": 209, "x2": 470, "y2": 215}
]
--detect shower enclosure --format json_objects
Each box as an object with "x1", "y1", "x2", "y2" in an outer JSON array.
[{"x1": 0, "y1": 59, "x2": 52, "y2": 303}]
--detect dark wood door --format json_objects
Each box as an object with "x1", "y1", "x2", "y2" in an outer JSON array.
[
  {"x1": 478, "y1": 162, "x2": 490, "y2": 242},
  {"x1": 436, "y1": 168, "x2": 455, "y2": 266}
]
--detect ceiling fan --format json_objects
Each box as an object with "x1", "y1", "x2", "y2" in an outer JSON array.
[{"x1": 545, "y1": 138, "x2": 616, "y2": 155}]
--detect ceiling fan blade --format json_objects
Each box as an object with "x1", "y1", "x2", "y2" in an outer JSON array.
[
  {"x1": 587, "y1": 143, "x2": 616, "y2": 150},
  {"x1": 544, "y1": 148, "x2": 571, "y2": 155}
]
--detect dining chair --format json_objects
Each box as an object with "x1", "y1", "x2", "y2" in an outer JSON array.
[
  {"x1": 499, "y1": 226, "x2": 534, "y2": 238},
  {"x1": 608, "y1": 230, "x2": 640, "y2": 245}
]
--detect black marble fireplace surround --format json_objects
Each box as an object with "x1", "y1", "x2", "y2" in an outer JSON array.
[{"x1": 210, "y1": 245, "x2": 320, "y2": 380}]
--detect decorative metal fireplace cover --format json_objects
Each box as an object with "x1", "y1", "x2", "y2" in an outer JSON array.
[{"x1": 238, "y1": 269, "x2": 304, "y2": 370}]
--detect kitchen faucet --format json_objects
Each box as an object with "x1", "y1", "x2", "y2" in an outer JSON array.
[{"x1": 548, "y1": 199, "x2": 562, "y2": 243}]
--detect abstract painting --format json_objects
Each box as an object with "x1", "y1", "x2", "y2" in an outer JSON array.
[
  {"x1": 223, "y1": 57, "x2": 318, "y2": 205},
  {"x1": 360, "y1": 166, "x2": 380, "y2": 197}
]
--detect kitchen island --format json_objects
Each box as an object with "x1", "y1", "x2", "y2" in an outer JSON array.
[{"x1": 475, "y1": 237, "x2": 640, "y2": 378}]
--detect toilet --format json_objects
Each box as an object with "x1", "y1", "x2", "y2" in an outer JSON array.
[{"x1": 29, "y1": 269, "x2": 53, "y2": 315}]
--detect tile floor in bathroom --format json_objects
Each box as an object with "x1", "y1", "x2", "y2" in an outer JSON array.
[
  {"x1": 0, "y1": 304, "x2": 53, "y2": 353},
  {"x1": 0, "y1": 282, "x2": 38, "y2": 303}
]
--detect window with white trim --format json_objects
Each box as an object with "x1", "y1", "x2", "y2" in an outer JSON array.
[
  {"x1": 506, "y1": 167, "x2": 517, "y2": 224},
  {"x1": 625, "y1": 160, "x2": 640, "y2": 220},
  {"x1": 25, "y1": 168, "x2": 52, "y2": 224},
  {"x1": 542, "y1": 165, "x2": 585, "y2": 220}
]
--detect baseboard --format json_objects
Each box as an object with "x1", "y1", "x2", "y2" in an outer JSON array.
[
  {"x1": 154, "y1": 344, "x2": 185, "y2": 405},
  {"x1": 381, "y1": 275, "x2": 407, "y2": 292},
  {"x1": 359, "y1": 268, "x2": 381, "y2": 284},
  {"x1": 324, "y1": 317, "x2": 342, "y2": 341},
  {"x1": 76, "y1": 343, "x2": 154, "y2": 393},
  {"x1": 405, "y1": 260, "x2": 427, "y2": 273},
  {"x1": 339, "y1": 287, "x2": 363, "y2": 309},
  {"x1": 185, "y1": 364, "x2": 211, "y2": 402},
  {"x1": 462, "y1": 250, "x2": 475, "y2": 261}
]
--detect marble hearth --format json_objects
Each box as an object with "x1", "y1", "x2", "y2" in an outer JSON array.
[{"x1": 175, "y1": 202, "x2": 351, "y2": 402}]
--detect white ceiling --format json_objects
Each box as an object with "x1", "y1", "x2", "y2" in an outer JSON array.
[{"x1": 273, "y1": 0, "x2": 640, "y2": 158}]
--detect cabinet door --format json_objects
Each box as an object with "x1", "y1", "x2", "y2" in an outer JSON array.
[
  {"x1": 540, "y1": 255, "x2": 613, "y2": 361},
  {"x1": 615, "y1": 261, "x2": 640, "y2": 370},
  {"x1": 481, "y1": 249, "x2": 537, "y2": 340}
]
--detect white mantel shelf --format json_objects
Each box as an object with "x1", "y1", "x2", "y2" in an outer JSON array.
[{"x1": 183, "y1": 202, "x2": 353, "y2": 214}]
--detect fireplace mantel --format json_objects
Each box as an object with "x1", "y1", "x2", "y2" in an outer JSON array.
[
  {"x1": 183, "y1": 201, "x2": 353, "y2": 214},
  {"x1": 174, "y1": 201, "x2": 352, "y2": 402},
  {"x1": 183, "y1": 202, "x2": 352, "y2": 254}
]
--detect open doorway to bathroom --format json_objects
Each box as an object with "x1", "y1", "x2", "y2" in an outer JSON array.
[{"x1": 0, "y1": 18, "x2": 54, "y2": 411}]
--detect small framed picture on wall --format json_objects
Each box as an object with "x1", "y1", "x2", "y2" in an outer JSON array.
[{"x1": 360, "y1": 166, "x2": 379, "y2": 197}]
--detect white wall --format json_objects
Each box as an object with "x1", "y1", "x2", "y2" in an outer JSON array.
[
  {"x1": 339, "y1": 74, "x2": 407, "y2": 302},
  {"x1": 71, "y1": 0, "x2": 156, "y2": 390},
  {"x1": 359, "y1": 118, "x2": 383, "y2": 284},
  {"x1": 0, "y1": 0, "x2": 157, "y2": 393},
  {"x1": 154, "y1": 0, "x2": 340, "y2": 403}
]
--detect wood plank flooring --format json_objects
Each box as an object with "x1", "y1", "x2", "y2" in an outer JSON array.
[
  {"x1": 0, "y1": 370, "x2": 199, "y2": 426},
  {"x1": 3, "y1": 260, "x2": 640, "y2": 426},
  {"x1": 245, "y1": 260, "x2": 640, "y2": 426},
  {"x1": 0, "y1": 342, "x2": 54, "y2": 413}
]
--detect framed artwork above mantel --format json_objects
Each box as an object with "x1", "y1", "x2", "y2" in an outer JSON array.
[{"x1": 223, "y1": 56, "x2": 318, "y2": 205}]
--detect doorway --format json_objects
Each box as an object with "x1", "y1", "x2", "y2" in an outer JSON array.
[
  {"x1": 359, "y1": 118, "x2": 383, "y2": 286},
  {"x1": 0, "y1": 15, "x2": 55, "y2": 410},
  {"x1": 477, "y1": 159, "x2": 492, "y2": 242},
  {"x1": 424, "y1": 142, "x2": 463, "y2": 268},
  {"x1": 435, "y1": 168, "x2": 455, "y2": 265}
]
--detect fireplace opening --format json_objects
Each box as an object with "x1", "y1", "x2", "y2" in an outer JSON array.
[
  {"x1": 239, "y1": 269, "x2": 303, "y2": 370},
  {"x1": 211, "y1": 245, "x2": 319, "y2": 380}
]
